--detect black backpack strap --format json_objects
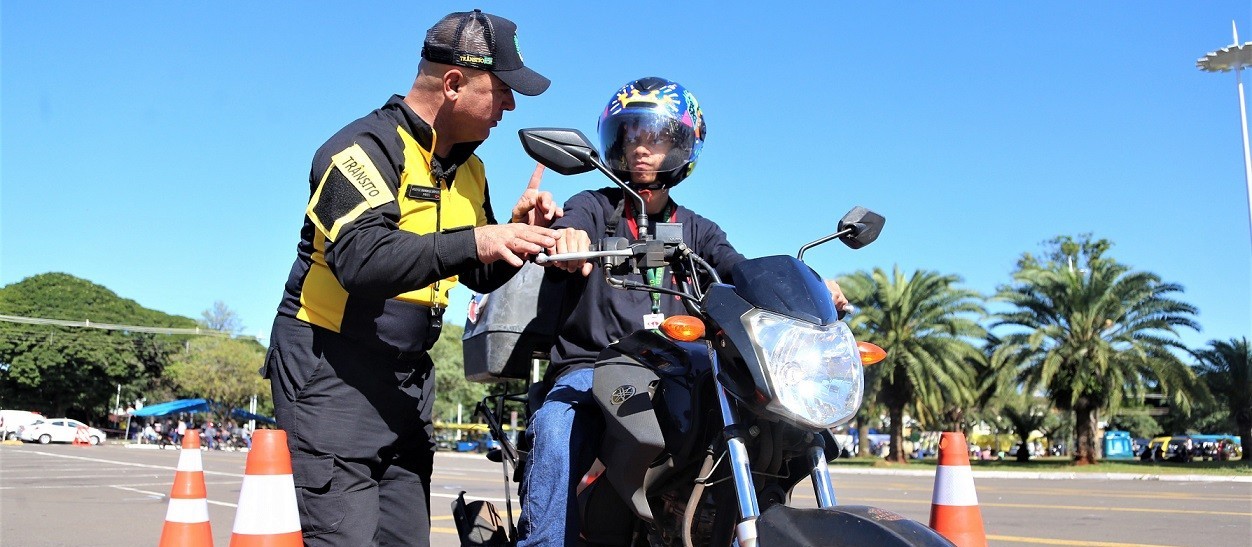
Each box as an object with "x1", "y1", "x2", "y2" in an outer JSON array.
[{"x1": 604, "y1": 192, "x2": 625, "y2": 238}]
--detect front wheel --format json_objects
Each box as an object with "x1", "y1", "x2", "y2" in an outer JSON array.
[
  {"x1": 90, "y1": 435, "x2": 102, "y2": 445},
  {"x1": 38, "y1": 434, "x2": 51, "y2": 444}
]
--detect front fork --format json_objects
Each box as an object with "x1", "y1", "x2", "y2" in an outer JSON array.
[{"x1": 709, "y1": 349, "x2": 839, "y2": 547}]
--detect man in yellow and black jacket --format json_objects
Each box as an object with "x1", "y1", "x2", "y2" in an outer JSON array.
[{"x1": 264, "y1": 10, "x2": 561, "y2": 546}]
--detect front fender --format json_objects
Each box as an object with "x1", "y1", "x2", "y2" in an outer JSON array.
[{"x1": 756, "y1": 505, "x2": 955, "y2": 546}]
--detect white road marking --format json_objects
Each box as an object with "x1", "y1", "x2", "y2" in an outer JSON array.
[{"x1": 18, "y1": 449, "x2": 244, "y2": 477}]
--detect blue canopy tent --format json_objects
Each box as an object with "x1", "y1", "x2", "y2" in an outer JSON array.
[
  {"x1": 230, "y1": 408, "x2": 277, "y2": 425},
  {"x1": 127, "y1": 399, "x2": 276, "y2": 440},
  {"x1": 131, "y1": 398, "x2": 212, "y2": 417}
]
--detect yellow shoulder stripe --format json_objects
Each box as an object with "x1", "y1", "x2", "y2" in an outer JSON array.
[{"x1": 333, "y1": 143, "x2": 392, "y2": 208}]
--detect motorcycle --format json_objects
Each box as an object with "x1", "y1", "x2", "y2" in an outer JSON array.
[{"x1": 458, "y1": 128, "x2": 953, "y2": 547}]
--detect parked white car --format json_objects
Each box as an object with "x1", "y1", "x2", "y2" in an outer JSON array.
[
  {"x1": 19, "y1": 418, "x2": 105, "y2": 445},
  {"x1": 0, "y1": 409, "x2": 45, "y2": 441}
]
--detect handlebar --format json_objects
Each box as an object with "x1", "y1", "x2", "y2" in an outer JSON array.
[
  {"x1": 534, "y1": 234, "x2": 721, "y2": 311},
  {"x1": 534, "y1": 248, "x2": 633, "y2": 264}
]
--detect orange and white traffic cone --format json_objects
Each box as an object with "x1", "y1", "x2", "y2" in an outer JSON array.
[
  {"x1": 929, "y1": 431, "x2": 988, "y2": 547},
  {"x1": 229, "y1": 429, "x2": 302, "y2": 546},
  {"x1": 72, "y1": 424, "x2": 90, "y2": 446},
  {"x1": 159, "y1": 428, "x2": 214, "y2": 547}
]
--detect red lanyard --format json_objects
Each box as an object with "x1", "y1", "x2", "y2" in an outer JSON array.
[
  {"x1": 624, "y1": 200, "x2": 677, "y2": 239},
  {"x1": 624, "y1": 200, "x2": 678, "y2": 314}
]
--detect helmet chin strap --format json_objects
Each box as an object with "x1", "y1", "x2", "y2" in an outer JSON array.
[
  {"x1": 641, "y1": 166, "x2": 683, "y2": 189},
  {"x1": 619, "y1": 164, "x2": 687, "y2": 189}
]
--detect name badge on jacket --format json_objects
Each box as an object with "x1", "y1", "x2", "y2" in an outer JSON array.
[{"x1": 407, "y1": 186, "x2": 441, "y2": 202}]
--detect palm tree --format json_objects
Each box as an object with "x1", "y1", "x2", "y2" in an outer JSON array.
[
  {"x1": 1193, "y1": 338, "x2": 1252, "y2": 463},
  {"x1": 998, "y1": 396, "x2": 1059, "y2": 462},
  {"x1": 991, "y1": 236, "x2": 1200, "y2": 465},
  {"x1": 840, "y1": 266, "x2": 987, "y2": 463}
]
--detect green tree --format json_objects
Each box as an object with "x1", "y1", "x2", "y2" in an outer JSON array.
[
  {"x1": 995, "y1": 395, "x2": 1059, "y2": 462},
  {"x1": 840, "y1": 266, "x2": 987, "y2": 462},
  {"x1": 1193, "y1": 337, "x2": 1252, "y2": 462},
  {"x1": 0, "y1": 273, "x2": 195, "y2": 420},
  {"x1": 1106, "y1": 410, "x2": 1163, "y2": 439},
  {"x1": 991, "y1": 235, "x2": 1200, "y2": 465},
  {"x1": 165, "y1": 337, "x2": 269, "y2": 414}
]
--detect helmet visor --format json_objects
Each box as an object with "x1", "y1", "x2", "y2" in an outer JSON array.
[{"x1": 599, "y1": 111, "x2": 696, "y2": 175}]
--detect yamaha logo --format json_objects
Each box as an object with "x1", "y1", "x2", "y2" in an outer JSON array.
[{"x1": 610, "y1": 385, "x2": 636, "y2": 405}]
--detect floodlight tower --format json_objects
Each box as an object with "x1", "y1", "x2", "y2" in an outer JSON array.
[{"x1": 1197, "y1": 21, "x2": 1252, "y2": 249}]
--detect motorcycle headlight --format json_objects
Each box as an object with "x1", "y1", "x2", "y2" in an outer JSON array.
[{"x1": 742, "y1": 309, "x2": 864, "y2": 429}]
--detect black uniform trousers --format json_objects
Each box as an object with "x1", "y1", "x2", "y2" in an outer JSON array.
[{"x1": 266, "y1": 314, "x2": 438, "y2": 546}]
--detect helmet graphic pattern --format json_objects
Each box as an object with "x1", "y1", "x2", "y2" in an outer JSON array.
[{"x1": 598, "y1": 77, "x2": 706, "y2": 186}]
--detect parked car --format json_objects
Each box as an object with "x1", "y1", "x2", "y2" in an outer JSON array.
[
  {"x1": 0, "y1": 409, "x2": 44, "y2": 441},
  {"x1": 455, "y1": 434, "x2": 501, "y2": 453},
  {"x1": 19, "y1": 418, "x2": 105, "y2": 445}
]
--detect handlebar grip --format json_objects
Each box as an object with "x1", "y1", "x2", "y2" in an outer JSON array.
[{"x1": 536, "y1": 246, "x2": 633, "y2": 265}]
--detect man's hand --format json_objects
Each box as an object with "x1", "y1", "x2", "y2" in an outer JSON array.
[
  {"x1": 510, "y1": 164, "x2": 563, "y2": 227},
  {"x1": 546, "y1": 227, "x2": 594, "y2": 276},
  {"x1": 474, "y1": 224, "x2": 560, "y2": 267},
  {"x1": 825, "y1": 279, "x2": 851, "y2": 312}
]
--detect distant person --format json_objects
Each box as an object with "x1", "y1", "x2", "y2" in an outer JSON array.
[
  {"x1": 263, "y1": 9, "x2": 556, "y2": 546},
  {"x1": 203, "y1": 421, "x2": 217, "y2": 450}
]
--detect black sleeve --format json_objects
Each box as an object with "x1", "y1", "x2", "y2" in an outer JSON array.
[
  {"x1": 691, "y1": 213, "x2": 746, "y2": 285},
  {"x1": 328, "y1": 218, "x2": 481, "y2": 299},
  {"x1": 551, "y1": 190, "x2": 603, "y2": 234},
  {"x1": 537, "y1": 190, "x2": 606, "y2": 283}
]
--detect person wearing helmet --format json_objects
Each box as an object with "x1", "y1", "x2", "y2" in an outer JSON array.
[
  {"x1": 517, "y1": 77, "x2": 851, "y2": 546},
  {"x1": 514, "y1": 77, "x2": 741, "y2": 546}
]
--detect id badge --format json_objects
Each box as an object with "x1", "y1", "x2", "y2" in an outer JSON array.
[{"x1": 643, "y1": 313, "x2": 665, "y2": 330}]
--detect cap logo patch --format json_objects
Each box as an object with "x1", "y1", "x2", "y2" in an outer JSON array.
[
  {"x1": 457, "y1": 53, "x2": 493, "y2": 67},
  {"x1": 515, "y1": 35, "x2": 523, "y2": 62}
]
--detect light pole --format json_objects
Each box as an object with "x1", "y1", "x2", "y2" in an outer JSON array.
[{"x1": 1197, "y1": 21, "x2": 1252, "y2": 249}]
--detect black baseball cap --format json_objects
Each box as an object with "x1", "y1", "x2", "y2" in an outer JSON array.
[{"x1": 421, "y1": 9, "x2": 550, "y2": 96}]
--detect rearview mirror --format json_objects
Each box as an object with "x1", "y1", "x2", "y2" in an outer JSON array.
[
  {"x1": 518, "y1": 128, "x2": 599, "y2": 176},
  {"x1": 837, "y1": 206, "x2": 885, "y2": 249},
  {"x1": 796, "y1": 206, "x2": 886, "y2": 260},
  {"x1": 518, "y1": 127, "x2": 652, "y2": 239}
]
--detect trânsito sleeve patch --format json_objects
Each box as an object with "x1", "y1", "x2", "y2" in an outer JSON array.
[{"x1": 306, "y1": 143, "x2": 396, "y2": 241}]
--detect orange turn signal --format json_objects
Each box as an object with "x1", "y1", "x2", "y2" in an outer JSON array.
[
  {"x1": 660, "y1": 315, "x2": 705, "y2": 341},
  {"x1": 857, "y1": 341, "x2": 887, "y2": 366}
]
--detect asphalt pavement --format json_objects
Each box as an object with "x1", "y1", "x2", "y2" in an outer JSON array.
[{"x1": 2, "y1": 441, "x2": 1248, "y2": 547}]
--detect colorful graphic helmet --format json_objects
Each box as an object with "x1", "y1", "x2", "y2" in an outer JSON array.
[{"x1": 598, "y1": 77, "x2": 706, "y2": 187}]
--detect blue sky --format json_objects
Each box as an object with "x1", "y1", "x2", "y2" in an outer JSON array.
[{"x1": 3, "y1": 2, "x2": 1250, "y2": 353}]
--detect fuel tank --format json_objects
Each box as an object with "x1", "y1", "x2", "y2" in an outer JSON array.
[{"x1": 592, "y1": 330, "x2": 713, "y2": 521}]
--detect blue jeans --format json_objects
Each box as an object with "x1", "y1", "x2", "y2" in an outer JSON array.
[{"x1": 517, "y1": 368, "x2": 598, "y2": 547}]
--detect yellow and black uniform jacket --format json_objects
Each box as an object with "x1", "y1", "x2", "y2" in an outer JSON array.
[{"x1": 275, "y1": 95, "x2": 519, "y2": 354}]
